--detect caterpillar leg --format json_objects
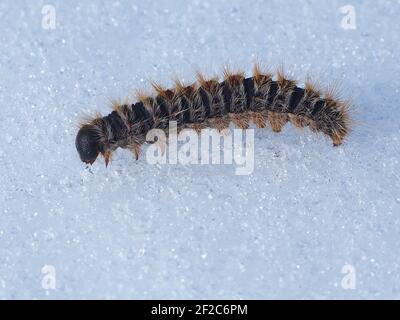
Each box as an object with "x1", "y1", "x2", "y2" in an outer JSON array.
[
  {"x1": 210, "y1": 117, "x2": 230, "y2": 133},
  {"x1": 102, "y1": 151, "x2": 112, "y2": 167},
  {"x1": 187, "y1": 123, "x2": 203, "y2": 134},
  {"x1": 331, "y1": 132, "x2": 344, "y2": 147},
  {"x1": 229, "y1": 113, "x2": 250, "y2": 129},
  {"x1": 131, "y1": 143, "x2": 142, "y2": 160},
  {"x1": 288, "y1": 114, "x2": 308, "y2": 129},
  {"x1": 268, "y1": 111, "x2": 288, "y2": 133},
  {"x1": 251, "y1": 111, "x2": 267, "y2": 128}
]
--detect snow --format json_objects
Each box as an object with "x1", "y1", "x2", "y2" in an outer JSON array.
[{"x1": 0, "y1": 0, "x2": 399, "y2": 299}]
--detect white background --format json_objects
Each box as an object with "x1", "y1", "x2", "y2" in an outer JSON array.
[{"x1": 0, "y1": 0, "x2": 399, "y2": 299}]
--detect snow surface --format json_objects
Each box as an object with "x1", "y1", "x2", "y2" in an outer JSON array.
[{"x1": 0, "y1": 0, "x2": 399, "y2": 299}]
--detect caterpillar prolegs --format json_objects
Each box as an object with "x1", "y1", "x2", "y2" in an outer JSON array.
[{"x1": 75, "y1": 64, "x2": 351, "y2": 166}]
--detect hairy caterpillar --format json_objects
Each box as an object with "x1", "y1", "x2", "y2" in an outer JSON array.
[{"x1": 75, "y1": 64, "x2": 351, "y2": 166}]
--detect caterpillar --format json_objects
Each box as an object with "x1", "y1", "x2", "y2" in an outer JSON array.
[{"x1": 75, "y1": 64, "x2": 351, "y2": 166}]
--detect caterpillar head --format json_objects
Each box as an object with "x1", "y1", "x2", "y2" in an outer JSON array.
[
  {"x1": 75, "y1": 125, "x2": 100, "y2": 165},
  {"x1": 76, "y1": 123, "x2": 114, "y2": 167}
]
